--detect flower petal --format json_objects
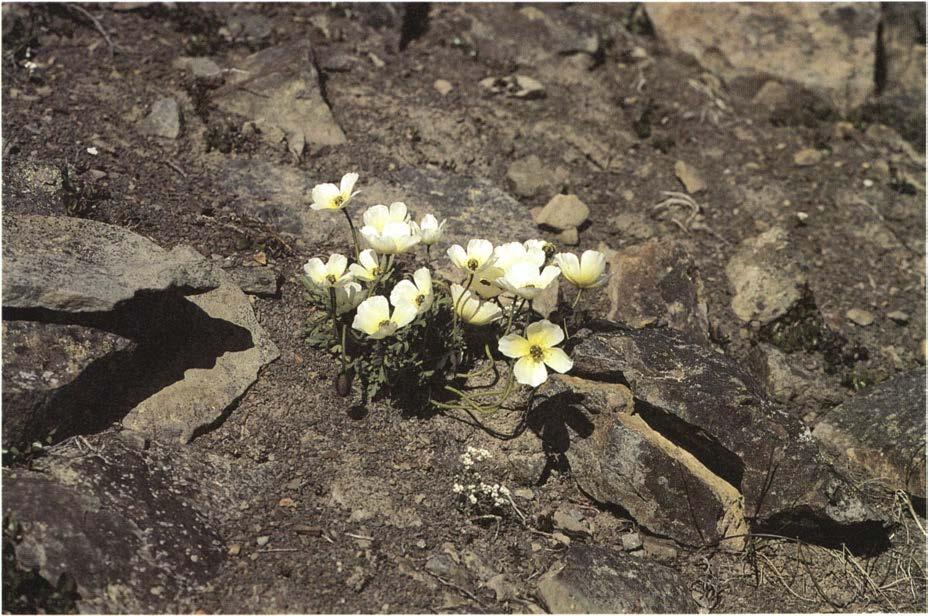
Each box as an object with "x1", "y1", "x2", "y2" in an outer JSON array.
[
  {"x1": 543, "y1": 347, "x2": 573, "y2": 374},
  {"x1": 390, "y1": 279, "x2": 419, "y2": 307},
  {"x1": 413, "y1": 267, "x2": 432, "y2": 295},
  {"x1": 468, "y1": 239, "x2": 494, "y2": 264},
  {"x1": 513, "y1": 356, "x2": 548, "y2": 388},
  {"x1": 526, "y1": 319, "x2": 564, "y2": 348},
  {"x1": 388, "y1": 201, "x2": 408, "y2": 222},
  {"x1": 447, "y1": 244, "x2": 468, "y2": 269},
  {"x1": 327, "y1": 253, "x2": 348, "y2": 278},
  {"x1": 391, "y1": 302, "x2": 418, "y2": 329},
  {"x1": 498, "y1": 334, "x2": 530, "y2": 359},
  {"x1": 303, "y1": 258, "x2": 326, "y2": 283},
  {"x1": 339, "y1": 172, "x2": 359, "y2": 195},
  {"x1": 311, "y1": 183, "x2": 340, "y2": 209},
  {"x1": 362, "y1": 204, "x2": 391, "y2": 230}
]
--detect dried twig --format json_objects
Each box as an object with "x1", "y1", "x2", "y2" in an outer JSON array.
[{"x1": 66, "y1": 4, "x2": 119, "y2": 57}]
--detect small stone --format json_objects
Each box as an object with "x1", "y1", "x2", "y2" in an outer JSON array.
[
  {"x1": 140, "y1": 97, "x2": 183, "y2": 140},
  {"x1": 674, "y1": 160, "x2": 707, "y2": 194},
  {"x1": 834, "y1": 121, "x2": 855, "y2": 140},
  {"x1": 256, "y1": 535, "x2": 270, "y2": 547},
  {"x1": 796, "y1": 211, "x2": 809, "y2": 225},
  {"x1": 321, "y1": 54, "x2": 354, "y2": 72},
  {"x1": 846, "y1": 308, "x2": 875, "y2": 326},
  {"x1": 534, "y1": 194, "x2": 589, "y2": 230},
  {"x1": 150, "y1": 586, "x2": 164, "y2": 596},
  {"x1": 433, "y1": 79, "x2": 453, "y2": 96},
  {"x1": 86, "y1": 146, "x2": 99, "y2": 156},
  {"x1": 369, "y1": 52, "x2": 385, "y2": 68},
  {"x1": 793, "y1": 148, "x2": 824, "y2": 166},
  {"x1": 172, "y1": 56, "x2": 222, "y2": 79},
  {"x1": 556, "y1": 227, "x2": 579, "y2": 245},
  {"x1": 553, "y1": 507, "x2": 592, "y2": 537},
  {"x1": 253, "y1": 251, "x2": 267, "y2": 265},
  {"x1": 513, "y1": 487, "x2": 534, "y2": 500},
  {"x1": 620, "y1": 532, "x2": 642, "y2": 551},
  {"x1": 887, "y1": 310, "x2": 909, "y2": 324},
  {"x1": 278, "y1": 497, "x2": 297, "y2": 508},
  {"x1": 863, "y1": 178, "x2": 874, "y2": 187},
  {"x1": 88, "y1": 169, "x2": 107, "y2": 180},
  {"x1": 415, "y1": 539, "x2": 427, "y2": 549},
  {"x1": 752, "y1": 80, "x2": 790, "y2": 109},
  {"x1": 552, "y1": 532, "x2": 571, "y2": 546},
  {"x1": 513, "y1": 75, "x2": 545, "y2": 99}
]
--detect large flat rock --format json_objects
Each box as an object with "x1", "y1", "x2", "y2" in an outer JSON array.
[
  {"x1": 646, "y1": 3, "x2": 880, "y2": 113},
  {"x1": 2, "y1": 215, "x2": 218, "y2": 313},
  {"x1": 813, "y1": 368, "x2": 926, "y2": 498}
]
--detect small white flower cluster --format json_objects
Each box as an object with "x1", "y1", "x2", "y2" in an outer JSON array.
[
  {"x1": 452, "y1": 447, "x2": 513, "y2": 510},
  {"x1": 304, "y1": 172, "x2": 610, "y2": 389}
]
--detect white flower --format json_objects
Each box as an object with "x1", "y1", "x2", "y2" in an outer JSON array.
[
  {"x1": 310, "y1": 172, "x2": 359, "y2": 211},
  {"x1": 495, "y1": 262, "x2": 561, "y2": 300},
  {"x1": 451, "y1": 284, "x2": 503, "y2": 326},
  {"x1": 359, "y1": 202, "x2": 420, "y2": 254},
  {"x1": 390, "y1": 268, "x2": 434, "y2": 315},
  {"x1": 348, "y1": 249, "x2": 383, "y2": 282},
  {"x1": 411, "y1": 214, "x2": 445, "y2": 246},
  {"x1": 493, "y1": 241, "x2": 546, "y2": 274},
  {"x1": 351, "y1": 295, "x2": 417, "y2": 339},
  {"x1": 554, "y1": 250, "x2": 609, "y2": 289},
  {"x1": 498, "y1": 319, "x2": 573, "y2": 387},
  {"x1": 335, "y1": 282, "x2": 364, "y2": 315},
  {"x1": 447, "y1": 239, "x2": 496, "y2": 275},
  {"x1": 471, "y1": 271, "x2": 505, "y2": 299},
  {"x1": 303, "y1": 253, "x2": 354, "y2": 288}
]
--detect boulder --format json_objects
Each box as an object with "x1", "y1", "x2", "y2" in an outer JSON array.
[
  {"x1": 139, "y1": 97, "x2": 183, "y2": 139},
  {"x1": 813, "y1": 368, "x2": 926, "y2": 498},
  {"x1": 2, "y1": 215, "x2": 218, "y2": 313},
  {"x1": 646, "y1": 3, "x2": 880, "y2": 113},
  {"x1": 537, "y1": 544, "x2": 697, "y2": 613},
  {"x1": 606, "y1": 239, "x2": 710, "y2": 344},
  {"x1": 213, "y1": 40, "x2": 346, "y2": 152},
  {"x1": 533, "y1": 194, "x2": 590, "y2": 231},
  {"x1": 873, "y1": 3, "x2": 926, "y2": 145},
  {"x1": 725, "y1": 227, "x2": 807, "y2": 325},
  {"x1": 224, "y1": 265, "x2": 280, "y2": 297},
  {"x1": 538, "y1": 323, "x2": 887, "y2": 549},
  {"x1": 3, "y1": 431, "x2": 248, "y2": 613}
]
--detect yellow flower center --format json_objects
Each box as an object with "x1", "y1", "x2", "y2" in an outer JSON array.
[
  {"x1": 378, "y1": 319, "x2": 393, "y2": 329},
  {"x1": 333, "y1": 195, "x2": 345, "y2": 208},
  {"x1": 529, "y1": 345, "x2": 545, "y2": 361},
  {"x1": 467, "y1": 258, "x2": 480, "y2": 271},
  {"x1": 415, "y1": 294, "x2": 426, "y2": 306},
  {"x1": 326, "y1": 274, "x2": 338, "y2": 284}
]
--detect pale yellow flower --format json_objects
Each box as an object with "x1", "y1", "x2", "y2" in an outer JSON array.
[
  {"x1": 447, "y1": 239, "x2": 496, "y2": 275},
  {"x1": 303, "y1": 253, "x2": 354, "y2": 288},
  {"x1": 554, "y1": 250, "x2": 609, "y2": 289},
  {"x1": 498, "y1": 320, "x2": 573, "y2": 387},
  {"x1": 495, "y1": 262, "x2": 560, "y2": 300},
  {"x1": 451, "y1": 283, "x2": 503, "y2": 325},
  {"x1": 411, "y1": 214, "x2": 445, "y2": 246},
  {"x1": 310, "y1": 172, "x2": 359, "y2": 211},
  {"x1": 390, "y1": 268, "x2": 434, "y2": 316},
  {"x1": 351, "y1": 295, "x2": 417, "y2": 339},
  {"x1": 348, "y1": 249, "x2": 382, "y2": 282},
  {"x1": 359, "y1": 202, "x2": 420, "y2": 254}
]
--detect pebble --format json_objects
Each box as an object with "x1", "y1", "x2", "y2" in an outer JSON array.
[
  {"x1": 795, "y1": 212, "x2": 809, "y2": 225},
  {"x1": 533, "y1": 194, "x2": 589, "y2": 230},
  {"x1": 139, "y1": 97, "x2": 182, "y2": 140},
  {"x1": 433, "y1": 79, "x2": 453, "y2": 96},
  {"x1": 556, "y1": 227, "x2": 579, "y2": 245},
  {"x1": 621, "y1": 532, "x2": 643, "y2": 551},
  {"x1": 674, "y1": 160, "x2": 707, "y2": 194},
  {"x1": 793, "y1": 148, "x2": 824, "y2": 166},
  {"x1": 863, "y1": 179, "x2": 874, "y2": 187},
  {"x1": 846, "y1": 308, "x2": 875, "y2": 326},
  {"x1": 887, "y1": 310, "x2": 910, "y2": 324},
  {"x1": 256, "y1": 535, "x2": 270, "y2": 547}
]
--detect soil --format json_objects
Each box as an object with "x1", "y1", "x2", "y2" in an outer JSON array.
[{"x1": 2, "y1": 3, "x2": 925, "y2": 614}]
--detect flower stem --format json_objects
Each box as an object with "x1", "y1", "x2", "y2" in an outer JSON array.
[
  {"x1": 504, "y1": 298, "x2": 526, "y2": 336},
  {"x1": 328, "y1": 287, "x2": 346, "y2": 372},
  {"x1": 342, "y1": 207, "x2": 361, "y2": 259},
  {"x1": 571, "y1": 288, "x2": 584, "y2": 310}
]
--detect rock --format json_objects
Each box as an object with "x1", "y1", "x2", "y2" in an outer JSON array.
[
  {"x1": 813, "y1": 368, "x2": 926, "y2": 498},
  {"x1": 620, "y1": 532, "x2": 642, "y2": 551},
  {"x1": 556, "y1": 227, "x2": 579, "y2": 246},
  {"x1": 321, "y1": 53, "x2": 354, "y2": 72},
  {"x1": 479, "y1": 74, "x2": 546, "y2": 99},
  {"x1": 794, "y1": 148, "x2": 825, "y2": 167},
  {"x1": 2, "y1": 215, "x2": 218, "y2": 313},
  {"x1": 887, "y1": 310, "x2": 910, "y2": 324},
  {"x1": 139, "y1": 97, "x2": 182, "y2": 139},
  {"x1": 606, "y1": 240, "x2": 710, "y2": 344},
  {"x1": 673, "y1": 160, "x2": 706, "y2": 194},
  {"x1": 531, "y1": 278, "x2": 559, "y2": 319},
  {"x1": 725, "y1": 227, "x2": 807, "y2": 324},
  {"x1": 608, "y1": 212, "x2": 655, "y2": 241},
  {"x1": 506, "y1": 155, "x2": 567, "y2": 198},
  {"x1": 224, "y1": 13, "x2": 272, "y2": 43},
  {"x1": 538, "y1": 324, "x2": 887, "y2": 549},
  {"x1": 213, "y1": 41, "x2": 346, "y2": 148},
  {"x1": 534, "y1": 194, "x2": 589, "y2": 230},
  {"x1": 120, "y1": 268, "x2": 279, "y2": 443},
  {"x1": 846, "y1": 308, "x2": 875, "y2": 326},
  {"x1": 552, "y1": 506, "x2": 593, "y2": 538},
  {"x1": 224, "y1": 266, "x2": 280, "y2": 297},
  {"x1": 2, "y1": 321, "x2": 133, "y2": 450},
  {"x1": 3, "y1": 432, "x2": 247, "y2": 613},
  {"x1": 752, "y1": 80, "x2": 791, "y2": 109},
  {"x1": 172, "y1": 56, "x2": 222, "y2": 79},
  {"x1": 873, "y1": 3, "x2": 926, "y2": 145},
  {"x1": 645, "y1": 3, "x2": 880, "y2": 113},
  {"x1": 536, "y1": 544, "x2": 696, "y2": 613},
  {"x1": 749, "y1": 343, "x2": 841, "y2": 410},
  {"x1": 433, "y1": 79, "x2": 453, "y2": 95}
]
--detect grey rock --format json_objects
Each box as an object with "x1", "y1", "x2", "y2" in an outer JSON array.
[
  {"x1": 479, "y1": 74, "x2": 546, "y2": 99},
  {"x1": 139, "y1": 97, "x2": 183, "y2": 139},
  {"x1": 539, "y1": 324, "x2": 886, "y2": 548},
  {"x1": 813, "y1": 368, "x2": 926, "y2": 498},
  {"x1": 752, "y1": 80, "x2": 791, "y2": 110},
  {"x1": 537, "y1": 544, "x2": 697, "y2": 613},
  {"x1": 875, "y1": 3, "x2": 926, "y2": 145},
  {"x1": 322, "y1": 53, "x2": 355, "y2": 73},
  {"x1": 725, "y1": 227, "x2": 807, "y2": 324},
  {"x1": 846, "y1": 308, "x2": 875, "y2": 326},
  {"x1": 553, "y1": 506, "x2": 593, "y2": 538},
  {"x1": 213, "y1": 41, "x2": 346, "y2": 148},
  {"x1": 3, "y1": 432, "x2": 248, "y2": 613},
  {"x1": 224, "y1": 266, "x2": 280, "y2": 297},
  {"x1": 887, "y1": 310, "x2": 910, "y2": 324},
  {"x1": 225, "y1": 13, "x2": 272, "y2": 42},
  {"x1": 620, "y1": 532, "x2": 642, "y2": 551},
  {"x1": 506, "y1": 155, "x2": 567, "y2": 198},
  {"x1": 120, "y1": 268, "x2": 279, "y2": 443},
  {"x1": 2, "y1": 320, "x2": 133, "y2": 450},
  {"x1": 606, "y1": 239, "x2": 710, "y2": 344},
  {"x1": 646, "y1": 3, "x2": 880, "y2": 113},
  {"x1": 674, "y1": 160, "x2": 706, "y2": 194},
  {"x1": 794, "y1": 148, "x2": 825, "y2": 167},
  {"x1": 533, "y1": 194, "x2": 589, "y2": 230},
  {"x1": 172, "y1": 56, "x2": 223, "y2": 79},
  {"x1": 609, "y1": 212, "x2": 655, "y2": 241},
  {"x1": 750, "y1": 343, "x2": 842, "y2": 411},
  {"x1": 2, "y1": 215, "x2": 218, "y2": 313}
]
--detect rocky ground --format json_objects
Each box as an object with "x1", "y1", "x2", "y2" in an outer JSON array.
[{"x1": 2, "y1": 3, "x2": 926, "y2": 614}]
